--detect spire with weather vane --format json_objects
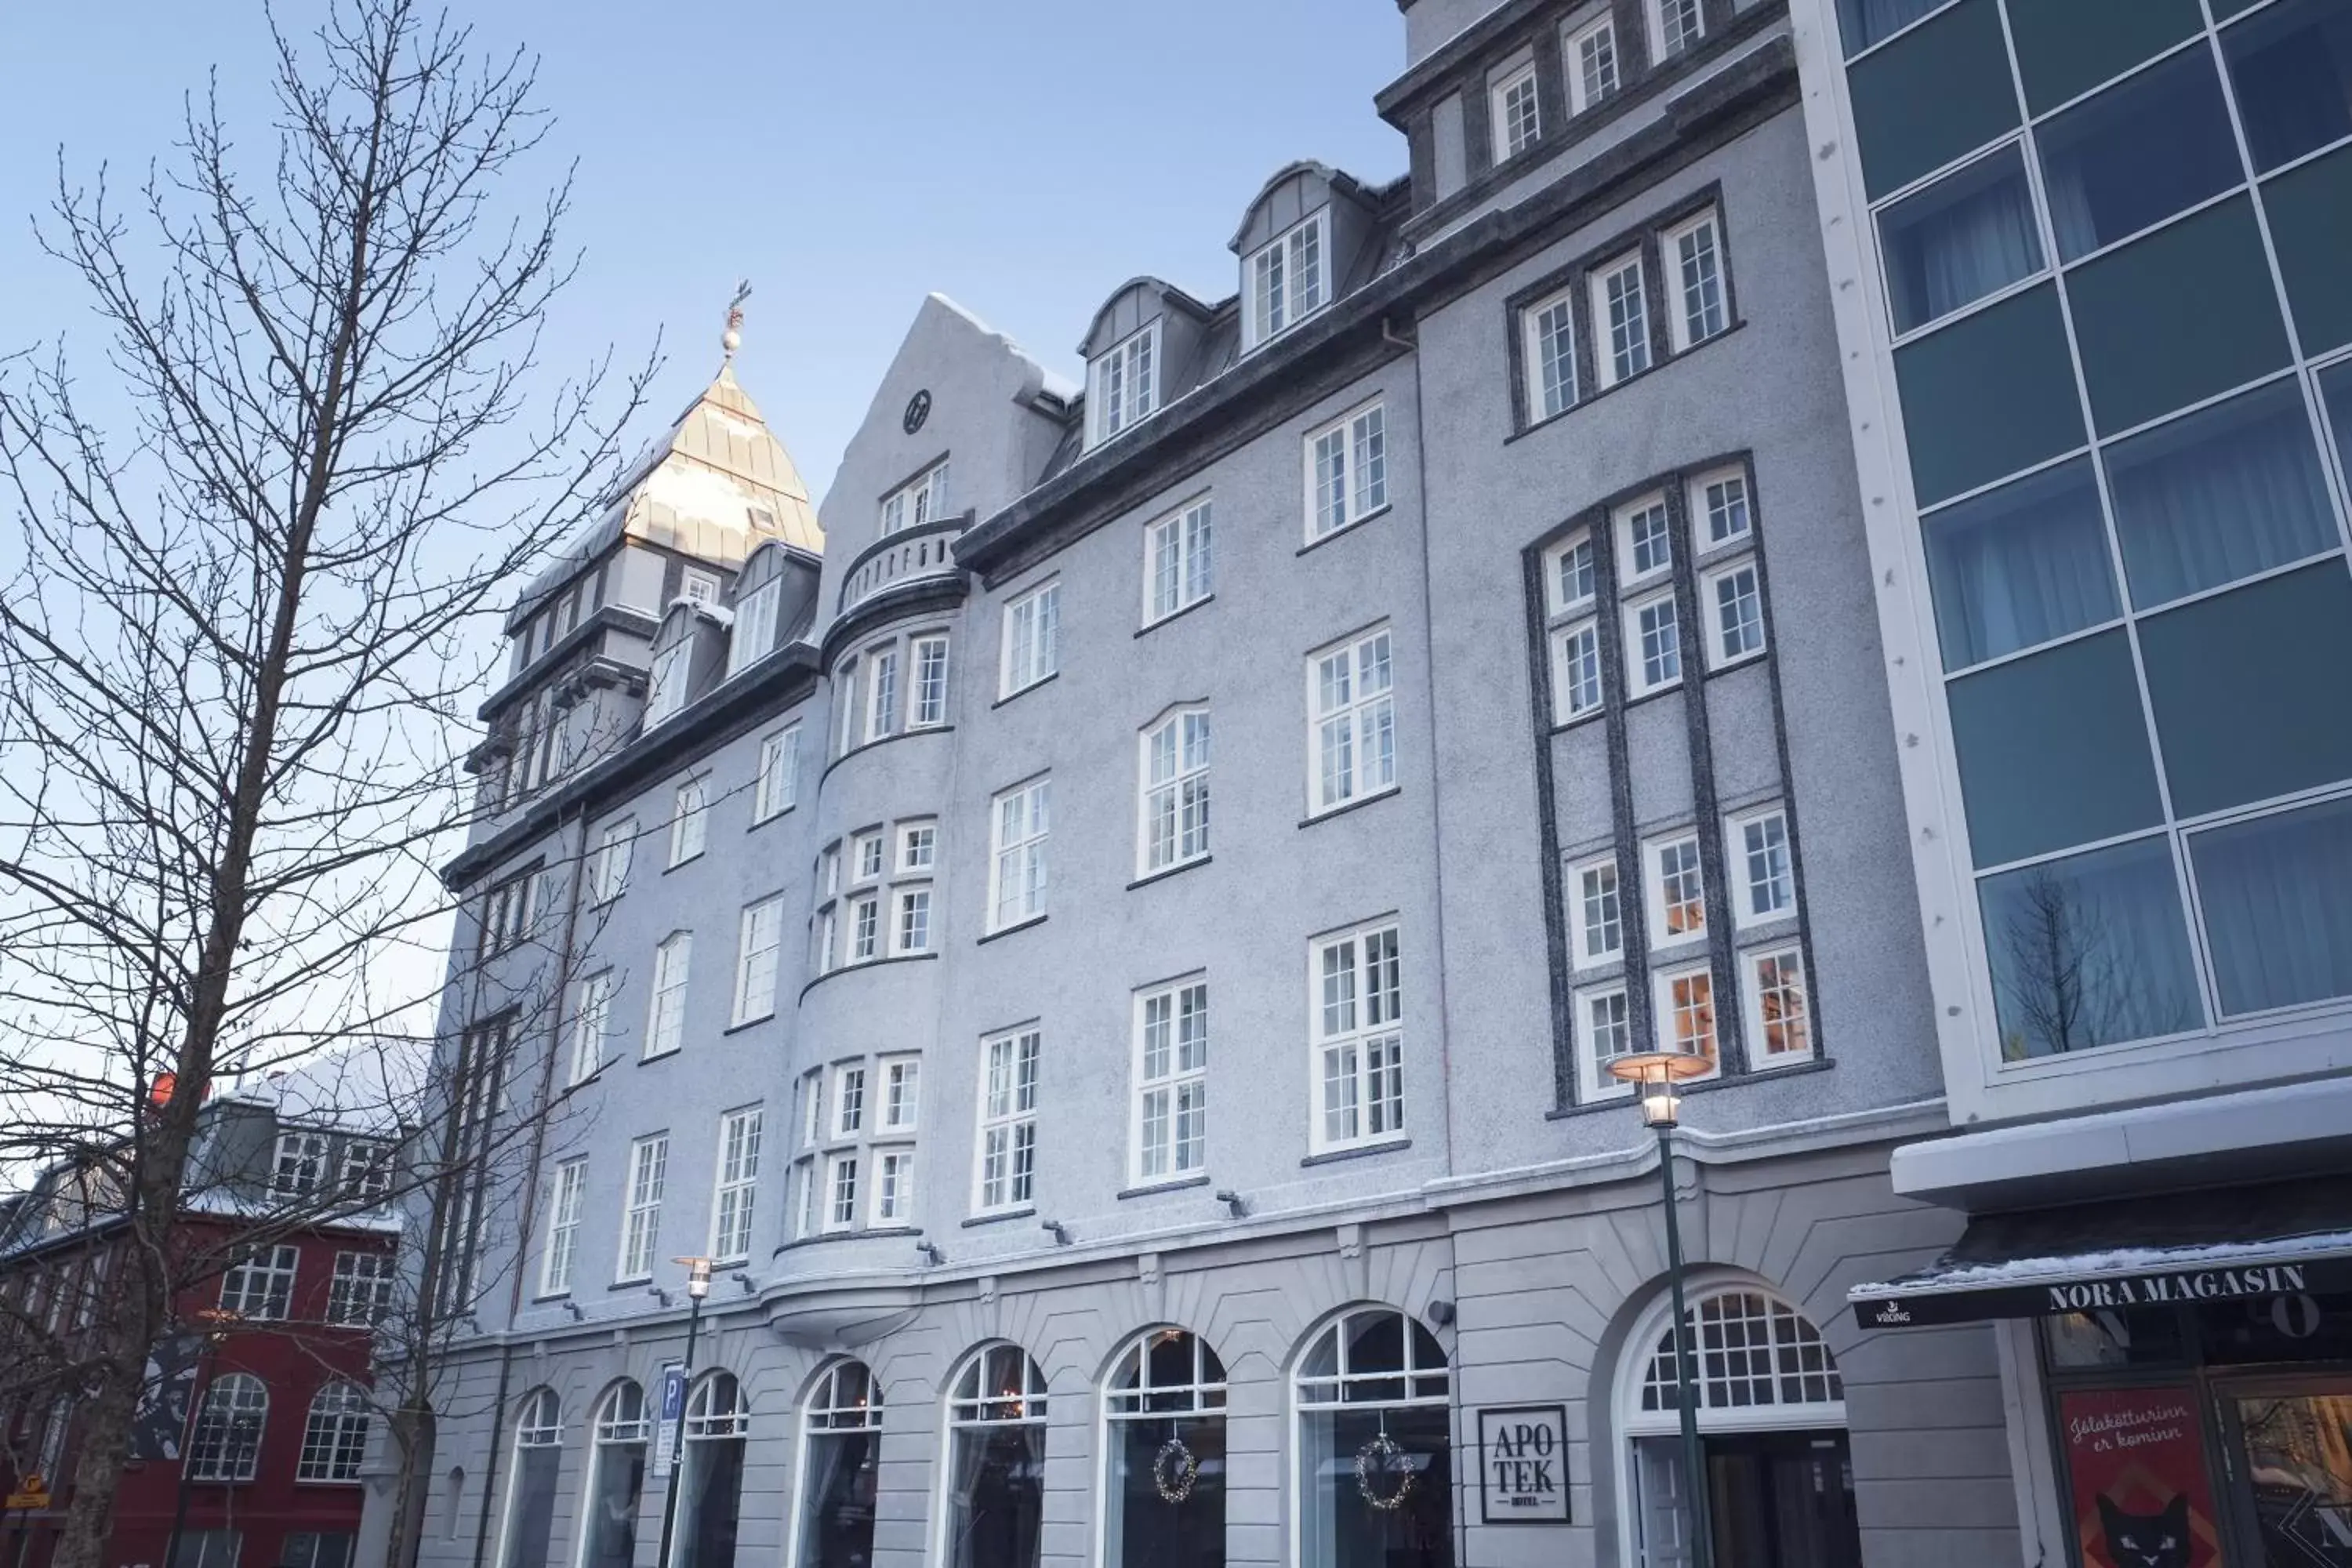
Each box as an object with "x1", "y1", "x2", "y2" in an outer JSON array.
[{"x1": 722, "y1": 278, "x2": 752, "y2": 363}]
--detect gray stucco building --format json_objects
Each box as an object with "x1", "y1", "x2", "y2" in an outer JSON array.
[{"x1": 390, "y1": 3, "x2": 2045, "y2": 1566}]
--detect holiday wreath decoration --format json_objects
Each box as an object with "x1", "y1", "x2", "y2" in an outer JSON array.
[
  {"x1": 1355, "y1": 1431, "x2": 1417, "y2": 1511},
  {"x1": 1152, "y1": 1435, "x2": 1200, "y2": 1504}
]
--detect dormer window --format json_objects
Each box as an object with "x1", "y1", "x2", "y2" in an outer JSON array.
[
  {"x1": 729, "y1": 575, "x2": 780, "y2": 679},
  {"x1": 644, "y1": 637, "x2": 689, "y2": 728},
  {"x1": 1492, "y1": 59, "x2": 1541, "y2": 162},
  {"x1": 880, "y1": 459, "x2": 951, "y2": 537},
  {"x1": 680, "y1": 567, "x2": 720, "y2": 607},
  {"x1": 1088, "y1": 321, "x2": 1160, "y2": 446},
  {"x1": 1245, "y1": 211, "x2": 1329, "y2": 350}
]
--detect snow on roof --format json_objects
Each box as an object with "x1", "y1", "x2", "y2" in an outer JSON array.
[{"x1": 1849, "y1": 1231, "x2": 2352, "y2": 1299}]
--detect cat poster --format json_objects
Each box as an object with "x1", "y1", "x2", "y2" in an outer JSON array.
[{"x1": 2060, "y1": 1386, "x2": 2226, "y2": 1568}]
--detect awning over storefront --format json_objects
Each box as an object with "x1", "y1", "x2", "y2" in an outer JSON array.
[{"x1": 1849, "y1": 1177, "x2": 2352, "y2": 1329}]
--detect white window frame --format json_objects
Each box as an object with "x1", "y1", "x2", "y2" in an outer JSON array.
[
  {"x1": 618, "y1": 1134, "x2": 668, "y2": 1281},
  {"x1": 668, "y1": 778, "x2": 708, "y2": 866},
  {"x1": 1742, "y1": 946, "x2": 1815, "y2": 1068},
  {"x1": 220, "y1": 1244, "x2": 299, "y2": 1319},
  {"x1": 1615, "y1": 494, "x2": 1673, "y2": 586},
  {"x1": 1143, "y1": 496, "x2": 1214, "y2": 626},
  {"x1": 589, "y1": 818, "x2": 633, "y2": 905},
  {"x1": 1245, "y1": 209, "x2": 1330, "y2": 348},
  {"x1": 340, "y1": 1140, "x2": 389, "y2": 1202},
  {"x1": 823, "y1": 1152, "x2": 858, "y2": 1233},
  {"x1": 1570, "y1": 855, "x2": 1624, "y2": 966},
  {"x1": 644, "y1": 638, "x2": 689, "y2": 728},
  {"x1": 188, "y1": 1374, "x2": 269, "y2": 1483},
  {"x1": 1704, "y1": 558, "x2": 1766, "y2": 668},
  {"x1": 893, "y1": 885, "x2": 932, "y2": 955},
  {"x1": 910, "y1": 634, "x2": 951, "y2": 728},
  {"x1": 800, "y1": 1071, "x2": 825, "y2": 1148},
  {"x1": 680, "y1": 568, "x2": 720, "y2": 607},
  {"x1": 728, "y1": 576, "x2": 781, "y2": 679},
  {"x1": 710, "y1": 1107, "x2": 762, "y2": 1264},
  {"x1": 1000, "y1": 580, "x2": 1060, "y2": 697},
  {"x1": 569, "y1": 969, "x2": 615, "y2": 1085},
  {"x1": 834, "y1": 655, "x2": 861, "y2": 758},
  {"x1": 1089, "y1": 320, "x2": 1161, "y2": 445},
  {"x1": 792, "y1": 1160, "x2": 818, "y2": 1240},
  {"x1": 731, "y1": 895, "x2": 783, "y2": 1025},
  {"x1": 879, "y1": 459, "x2": 950, "y2": 537},
  {"x1": 1524, "y1": 289, "x2": 1578, "y2": 423},
  {"x1": 326, "y1": 1250, "x2": 392, "y2": 1327},
  {"x1": 1309, "y1": 920, "x2": 1405, "y2": 1153},
  {"x1": 1132, "y1": 978, "x2": 1210, "y2": 1185},
  {"x1": 1650, "y1": 962, "x2": 1722, "y2": 1080},
  {"x1": 753, "y1": 726, "x2": 800, "y2": 823},
  {"x1": 1650, "y1": 0, "x2": 1705, "y2": 62},
  {"x1": 851, "y1": 831, "x2": 884, "y2": 884},
  {"x1": 1574, "y1": 983, "x2": 1635, "y2": 1102},
  {"x1": 1624, "y1": 589, "x2": 1683, "y2": 698},
  {"x1": 849, "y1": 891, "x2": 881, "y2": 963},
  {"x1": 1490, "y1": 57, "x2": 1541, "y2": 162},
  {"x1": 1666, "y1": 209, "x2": 1729, "y2": 351},
  {"x1": 1302, "y1": 401, "x2": 1389, "y2": 543},
  {"x1": 898, "y1": 820, "x2": 937, "y2": 873},
  {"x1": 1307, "y1": 625, "x2": 1398, "y2": 816},
  {"x1": 272, "y1": 1132, "x2": 328, "y2": 1196},
  {"x1": 987, "y1": 776, "x2": 1051, "y2": 931},
  {"x1": 1567, "y1": 13, "x2": 1620, "y2": 112},
  {"x1": 1592, "y1": 252, "x2": 1652, "y2": 388},
  {"x1": 539, "y1": 1159, "x2": 586, "y2": 1296},
  {"x1": 835, "y1": 1066, "x2": 867, "y2": 1138},
  {"x1": 1546, "y1": 527, "x2": 1599, "y2": 618},
  {"x1": 1552, "y1": 621, "x2": 1603, "y2": 724},
  {"x1": 973, "y1": 1029, "x2": 1040, "y2": 1214},
  {"x1": 1138, "y1": 706, "x2": 1212, "y2": 875},
  {"x1": 644, "y1": 931, "x2": 691, "y2": 1059},
  {"x1": 865, "y1": 641, "x2": 901, "y2": 742},
  {"x1": 870, "y1": 1148, "x2": 916, "y2": 1226},
  {"x1": 1646, "y1": 833, "x2": 1708, "y2": 948},
  {"x1": 882, "y1": 1056, "x2": 920, "y2": 1131},
  {"x1": 1690, "y1": 468, "x2": 1751, "y2": 548},
  {"x1": 1727, "y1": 805, "x2": 1796, "y2": 927}
]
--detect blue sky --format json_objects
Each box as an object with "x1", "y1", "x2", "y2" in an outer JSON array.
[{"x1": 0, "y1": 1, "x2": 1410, "y2": 505}]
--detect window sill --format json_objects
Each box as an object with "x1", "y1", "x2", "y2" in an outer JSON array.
[
  {"x1": 960, "y1": 1206, "x2": 1036, "y2": 1229},
  {"x1": 749, "y1": 804, "x2": 797, "y2": 833},
  {"x1": 1116, "y1": 1174, "x2": 1211, "y2": 1200},
  {"x1": 1296, "y1": 503, "x2": 1393, "y2": 557},
  {"x1": 608, "y1": 1276, "x2": 653, "y2": 1291},
  {"x1": 797, "y1": 950, "x2": 941, "y2": 1001},
  {"x1": 662, "y1": 855, "x2": 704, "y2": 875},
  {"x1": 992, "y1": 672, "x2": 1060, "y2": 710},
  {"x1": 528, "y1": 1290, "x2": 572, "y2": 1305},
  {"x1": 1548, "y1": 709, "x2": 1606, "y2": 735},
  {"x1": 1298, "y1": 786, "x2": 1400, "y2": 830},
  {"x1": 721, "y1": 1011, "x2": 776, "y2": 1036},
  {"x1": 1301, "y1": 1138, "x2": 1410, "y2": 1167},
  {"x1": 1127, "y1": 855, "x2": 1210, "y2": 892},
  {"x1": 818, "y1": 724, "x2": 956, "y2": 786},
  {"x1": 1136, "y1": 594, "x2": 1216, "y2": 637},
  {"x1": 977, "y1": 913, "x2": 1047, "y2": 946},
  {"x1": 1622, "y1": 679, "x2": 1685, "y2": 710},
  {"x1": 637, "y1": 1047, "x2": 681, "y2": 1066},
  {"x1": 1503, "y1": 319, "x2": 1748, "y2": 446}
]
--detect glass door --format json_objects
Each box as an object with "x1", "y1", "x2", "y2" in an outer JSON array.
[{"x1": 2220, "y1": 1378, "x2": 2352, "y2": 1565}]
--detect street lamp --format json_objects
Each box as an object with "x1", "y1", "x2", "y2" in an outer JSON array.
[
  {"x1": 1608, "y1": 1048, "x2": 1716, "y2": 1568},
  {"x1": 651, "y1": 1258, "x2": 713, "y2": 1568}
]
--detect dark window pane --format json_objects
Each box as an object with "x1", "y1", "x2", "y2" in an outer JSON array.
[
  {"x1": 2038, "y1": 49, "x2": 2244, "y2": 261},
  {"x1": 2261, "y1": 145, "x2": 2352, "y2": 355},
  {"x1": 1849, "y1": 0, "x2": 2020, "y2": 199},
  {"x1": 2140, "y1": 563, "x2": 2352, "y2": 817},
  {"x1": 1895, "y1": 284, "x2": 2085, "y2": 505},
  {"x1": 2193, "y1": 797, "x2": 2352, "y2": 1016},
  {"x1": 1922, "y1": 458, "x2": 2118, "y2": 668},
  {"x1": 2067, "y1": 197, "x2": 2291, "y2": 434},
  {"x1": 1980, "y1": 837, "x2": 2204, "y2": 1058},
  {"x1": 1879, "y1": 144, "x2": 2047, "y2": 333},
  {"x1": 2103, "y1": 379, "x2": 2338, "y2": 608},
  {"x1": 1947, "y1": 629, "x2": 2164, "y2": 866},
  {"x1": 2006, "y1": 0, "x2": 2205, "y2": 115},
  {"x1": 2327, "y1": 362, "x2": 2352, "y2": 470},
  {"x1": 1838, "y1": 0, "x2": 1947, "y2": 56},
  {"x1": 2223, "y1": 0, "x2": 2352, "y2": 172}
]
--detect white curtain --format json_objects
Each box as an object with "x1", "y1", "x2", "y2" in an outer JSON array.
[
  {"x1": 1980, "y1": 837, "x2": 2205, "y2": 1058},
  {"x1": 1884, "y1": 149, "x2": 2042, "y2": 332},
  {"x1": 2193, "y1": 797, "x2": 2352, "y2": 1017},
  {"x1": 1837, "y1": 0, "x2": 1941, "y2": 53},
  {"x1": 1923, "y1": 460, "x2": 2119, "y2": 669}
]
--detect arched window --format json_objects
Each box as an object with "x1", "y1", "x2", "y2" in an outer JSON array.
[
  {"x1": 1293, "y1": 1308, "x2": 1452, "y2": 1568},
  {"x1": 498, "y1": 1389, "x2": 562, "y2": 1568},
  {"x1": 728, "y1": 547, "x2": 786, "y2": 680},
  {"x1": 673, "y1": 1374, "x2": 748, "y2": 1568},
  {"x1": 942, "y1": 1345, "x2": 1047, "y2": 1568},
  {"x1": 793, "y1": 1361, "x2": 882, "y2": 1568},
  {"x1": 1618, "y1": 1284, "x2": 1854, "y2": 1568},
  {"x1": 296, "y1": 1381, "x2": 372, "y2": 1482},
  {"x1": 580, "y1": 1381, "x2": 648, "y2": 1568},
  {"x1": 1104, "y1": 1329, "x2": 1226, "y2": 1568},
  {"x1": 187, "y1": 1372, "x2": 268, "y2": 1482}
]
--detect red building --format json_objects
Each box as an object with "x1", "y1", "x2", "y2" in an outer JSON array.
[{"x1": 0, "y1": 1080, "x2": 401, "y2": 1568}]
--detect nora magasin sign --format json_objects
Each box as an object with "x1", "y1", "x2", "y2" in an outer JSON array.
[
  {"x1": 1853, "y1": 1254, "x2": 2352, "y2": 1327},
  {"x1": 1478, "y1": 1405, "x2": 1570, "y2": 1523}
]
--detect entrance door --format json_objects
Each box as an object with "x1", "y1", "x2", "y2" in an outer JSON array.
[
  {"x1": 1704, "y1": 1432, "x2": 1863, "y2": 1568},
  {"x1": 2221, "y1": 1380, "x2": 2352, "y2": 1566}
]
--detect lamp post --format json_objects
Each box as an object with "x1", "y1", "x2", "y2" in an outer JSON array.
[
  {"x1": 1608, "y1": 1049, "x2": 1715, "y2": 1568},
  {"x1": 651, "y1": 1258, "x2": 712, "y2": 1568},
  {"x1": 162, "y1": 1308, "x2": 241, "y2": 1568}
]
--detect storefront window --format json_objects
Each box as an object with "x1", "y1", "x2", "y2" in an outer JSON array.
[
  {"x1": 674, "y1": 1373, "x2": 748, "y2": 1568},
  {"x1": 943, "y1": 1345, "x2": 1047, "y2": 1568},
  {"x1": 1104, "y1": 1329, "x2": 1226, "y2": 1568},
  {"x1": 497, "y1": 1389, "x2": 561, "y2": 1568},
  {"x1": 795, "y1": 1361, "x2": 882, "y2": 1568},
  {"x1": 1294, "y1": 1307, "x2": 1453, "y2": 1568},
  {"x1": 582, "y1": 1382, "x2": 648, "y2": 1568}
]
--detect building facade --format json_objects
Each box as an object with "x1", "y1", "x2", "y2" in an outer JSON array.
[
  {"x1": 399, "y1": 2, "x2": 2046, "y2": 1566},
  {"x1": 1789, "y1": 0, "x2": 2352, "y2": 1563}
]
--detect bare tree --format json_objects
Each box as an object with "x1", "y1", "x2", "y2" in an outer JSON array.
[{"x1": 0, "y1": 3, "x2": 655, "y2": 1564}]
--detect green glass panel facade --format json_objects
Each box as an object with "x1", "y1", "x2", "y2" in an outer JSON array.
[
  {"x1": 1894, "y1": 285, "x2": 2085, "y2": 506},
  {"x1": 2262, "y1": 146, "x2": 2352, "y2": 354},
  {"x1": 2065, "y1": 197, "x2": 2290, "y2": 435},
  {"x1": 2005, "y1": 0, "x2": 2205, "y2": 115},
  {"x1": 1947, "y1": 628, "x2": 2163, "y2": 868},
  {"x1": 1849, "y1": 0, "x2": 2018, "y2": 199},
  {"x1": 2137, "y1": 563, "x2": 2352, "y2": 819}
]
